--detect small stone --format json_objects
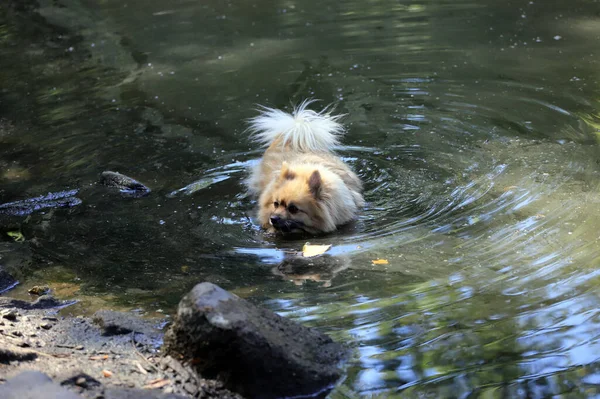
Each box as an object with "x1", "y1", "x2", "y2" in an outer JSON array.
[
  {"x1": 183, "y1": 382, "x2": 196, "y2": 394},
  {"x1": 1, "y1": 309, "x2": 19, "y2": 321},
  {"x1": 75, "y1": 377, "x2": 87, "y2": 387},
  {"x1": 75, "y1": 345, "x2": 84, "y2": 350},
  {"x1": 40, "y1": 322, "x2": 52, "y2": 330},
  {"x1": 12, "y1": 331, "x2": 23, "y2": 337},
  {"x1": 28, "y1": 285, "x2": 51, "y2": 296}
]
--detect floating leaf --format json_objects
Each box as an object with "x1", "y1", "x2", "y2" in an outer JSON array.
[
  {"x1": 372, "y1": 259, "x2": 389, "y2": 265},
  {"x1": 302, "y1": 243, "x2": 331, "y2": 258}
]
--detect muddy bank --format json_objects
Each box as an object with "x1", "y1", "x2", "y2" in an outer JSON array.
[
  {"x1": 0, "y1": 295, "x2": 241, "y2": 398},
  {"x1": 0, "y1": 283, "x2": 348, "y2": 398}
]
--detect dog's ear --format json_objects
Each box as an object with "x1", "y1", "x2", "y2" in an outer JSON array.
[
  {"x1": 279, "y1": 161, "x2": 296, "y2": 180},
  {"x1": 308, "y1": 170, "x2": 322, "y2": 199}
]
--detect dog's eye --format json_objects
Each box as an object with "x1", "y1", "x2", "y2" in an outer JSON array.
[
  {"x1": 287, "y1": 204, "x2": 298, "y2": 214},
  {"x1": 273, "y1": 201, "x2": 279, "y2": 208}
]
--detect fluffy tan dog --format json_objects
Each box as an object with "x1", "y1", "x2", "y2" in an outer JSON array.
[{"x1": 247, "y1": 100, "x2": 364, "y2": 235}]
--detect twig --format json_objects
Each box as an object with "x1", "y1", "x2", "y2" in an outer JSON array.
[{"x1": 131, "y1": 332, "x2": 160, "y2": 373}]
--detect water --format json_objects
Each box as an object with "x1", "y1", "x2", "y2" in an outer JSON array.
[{"x1": 2, "y1": 0, "x2": 600, "y2": 396}]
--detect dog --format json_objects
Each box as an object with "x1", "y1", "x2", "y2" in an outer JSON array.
[{"x1": 246, "y1": 100, "x2": 364, "y2": 235}]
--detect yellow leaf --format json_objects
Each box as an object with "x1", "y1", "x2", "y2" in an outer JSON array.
[
  {"x1": 372, "y1": 259, "x2": 389, "y2": 265},
  {"x1": 302, "y1": 243, "x2": 331, "y2": 258}
]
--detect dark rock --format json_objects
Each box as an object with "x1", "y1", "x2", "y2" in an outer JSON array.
[
  {"x1": 99, "y1": 171, "x2": 151, "y2": 198},
  {"x1": 1, "y1": 309, "x2": 19, "y2": 321},
  {"x1": 0, "y1": 371, "x2": 81, "y2": 399},
  {"x1": 0, "y1": 268, "x2": 19, "y2": 294},
  {"x1": 32, "y1": 295, "x2": 76, "y2": 309},
  {"x1": 163, "y1": 282, "x2": 347, "y2": 399},
  {"x1": 61, "y1": 372, "x2": 102, "y2": 390},
  {"x1": 0, "y1": 295, "x2": 77, "y2": 310},
  {"x1": 40, "y1": 322, "x2": 53, "y2": 330},
  {"x1": 93, "y1": 310, "x2": 159, "y2": 336},
  {"x1": 0, "y1": 189, "x2": 82, "y2": 217},
  {"x1": 0, "y1": 347, "x2": 37, "y2": 363}
]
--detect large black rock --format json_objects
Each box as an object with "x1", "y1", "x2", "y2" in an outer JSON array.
[{"x1": 163, "y1": 283, "x2": 346, "y2": 399}]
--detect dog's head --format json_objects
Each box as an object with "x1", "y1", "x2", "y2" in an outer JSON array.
[{"x1": 262, "y1": 162, "x2": 335, "y2": 234}]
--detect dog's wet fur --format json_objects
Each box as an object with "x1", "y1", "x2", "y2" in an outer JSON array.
[{"x1": 246, "y1": 100, "x2": 364, "y2": 235}]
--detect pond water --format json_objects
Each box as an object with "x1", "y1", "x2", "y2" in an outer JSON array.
[{"x1": 2, "y1": 0, "x2": 600, "y2": 396}]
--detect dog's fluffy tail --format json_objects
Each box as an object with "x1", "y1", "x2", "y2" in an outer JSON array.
[{"x1": 248, "y1": 99, "x2": 344, "y2": 152}]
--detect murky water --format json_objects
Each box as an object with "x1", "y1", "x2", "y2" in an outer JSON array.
[{"x1": 2, "y1": 0, "x2": 600, "y2": 396}]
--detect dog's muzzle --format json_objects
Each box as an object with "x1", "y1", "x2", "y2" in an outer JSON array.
[{"x1": 270, "y1": 216, "x2": 304, "y2": 233}]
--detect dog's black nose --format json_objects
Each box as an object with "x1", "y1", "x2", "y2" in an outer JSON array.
[{"x1": 270, "y1": 216, "x2": 281, "y2": 226}]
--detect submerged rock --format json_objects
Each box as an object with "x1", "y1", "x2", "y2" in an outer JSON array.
[
  {"x1": 99, "y1": 171, "x2": 151, "y2": 197},
  {"x1": 163, "y1": 282, "x2": 347, "y2": 399},
  {"x1": 0, "y1": 294, "x2": 76, "y2": 310},
  {"x1": 0, "y1": 189, "x2": 82, "y2": 216},
  {"x1": 0, "y1": 267, "x2": 19, "y2": 294}
]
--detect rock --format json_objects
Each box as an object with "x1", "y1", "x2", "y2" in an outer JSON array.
[
  {"x1": 32, "y1": 295, "x2": 76, "y2": 309},
  {"x1": 28, "y1": 285, "x2": 51, "y2": 296},
  {"x1": 0, "y1": 295, "x2": 77, "y2": 310},
  {"x1": 0, "y1": 189, "x2": 82, "y2": 217},
  {"x1": 99, "y1": 171, "x2": 151, "y2": 198},
  {"x1": 0, "y1": 371, "x2": 81, "y2": 399},
  {"x1": 93, "y1": 310, "x2": 159, "y2": 336},
  {"x1": 61, "y1": 372, "x2": 102, "y2": 390},
  {"x1": 40, "y1": 322, "x2": 52, "y2": 330},
  {"x1": 163, "y1": 282, "x2": 347, "y2": 399},
  {"x1": 0, "y1": 346, "x2": 37, "y2": 363},
  {"x1": 1, "y1": 309, "x2": 19, "y2": 321},
  {"x1": 0, "y1": 268, "x2": 19, "y2": 294}
]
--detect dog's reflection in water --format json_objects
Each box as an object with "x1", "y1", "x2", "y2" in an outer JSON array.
[{"x1": 272, "y1": 254, "x2": 351, "y2": 287}]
